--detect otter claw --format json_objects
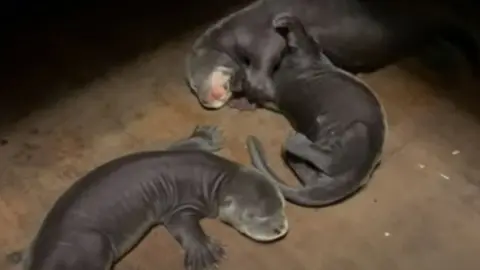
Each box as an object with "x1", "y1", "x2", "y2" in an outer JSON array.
[{"x1": 191, "y1": 125, "x2": 225, "y2": 152}]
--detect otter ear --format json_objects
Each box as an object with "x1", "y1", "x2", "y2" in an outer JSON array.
[
  {"x1": 272, "y1": 13, "x2": 319, "y2": 57},
  {"x1": 272, "y1": 13, "x2": 297, "y2": 48},
  {"x1": 272, "y1": 12, "x2": 295, "y2": 31}
]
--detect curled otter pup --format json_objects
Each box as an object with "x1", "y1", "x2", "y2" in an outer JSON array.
[
  {"x1": 244, "y1": 14, "x2": 387, "y2": 207},
  {"x1": 7, "y1": 125, "x2": 288, "y2": 270}
]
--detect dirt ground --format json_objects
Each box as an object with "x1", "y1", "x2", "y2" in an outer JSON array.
[{"x1": 1, "y1": 2, "x2": 480, "y2": 270}]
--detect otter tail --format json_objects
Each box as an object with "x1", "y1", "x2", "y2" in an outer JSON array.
[{"x1": 246, "y1": 136, "x2": 368, "y2": 207}]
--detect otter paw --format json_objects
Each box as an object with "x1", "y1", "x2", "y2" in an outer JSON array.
[
  {"x1": 191, "y1": 125, "x2": 225, "y2": 152},
  {"x1": 272, "y1": 12, "x2": 295, "y2": 29},
  {"x1": 184, "y1": 238, "x2": 226, "y2": 270}
]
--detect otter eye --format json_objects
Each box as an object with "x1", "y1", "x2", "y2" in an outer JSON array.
[{"x1": 223, "y1": 81, "x2": 230, "y2": 91}]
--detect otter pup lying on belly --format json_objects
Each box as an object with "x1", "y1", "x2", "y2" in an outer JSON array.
[
  {"x1": 7, "y1": 126, "x2": 288, "y2": 270},
  {"x1": 244, "y1": 14, "x2": 387, "y2": 207}
]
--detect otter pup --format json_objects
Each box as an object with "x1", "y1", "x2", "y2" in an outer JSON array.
[
  {"x1": 244, "y1": 14, "x2": 387, "y2": 207},
  {"x1": 186, "y1": 0, "x2": 478, "y2": 111},
  {"x1": 8, "y1": 126, "x2": 288, "y2": 270}
]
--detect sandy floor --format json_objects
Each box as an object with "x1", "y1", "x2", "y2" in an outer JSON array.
[{"x1": 1, "y1": 2, "x2": 480, "y2": 270}]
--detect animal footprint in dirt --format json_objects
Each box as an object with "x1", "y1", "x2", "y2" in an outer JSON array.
[{"x1": 191, "y1": 125, "x2": 225, "y2": 152}]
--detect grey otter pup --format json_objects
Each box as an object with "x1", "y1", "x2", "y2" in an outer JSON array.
[
  {"x1": 186, "y1": 0, "x2": 479, "y2": 111},
  {"x1": 8, "y1": 125, "x2": 288, "y2": 270},
  {"x1": 244, "y1": 14, "x2": 387, "y2": 207}
]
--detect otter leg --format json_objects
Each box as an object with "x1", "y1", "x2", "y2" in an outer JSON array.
[
  {"x1": 283, "y1": 152, "x2": 333, "y2": 187},
  {"x1": 167, "y1": 125, "x2": 224, "y2": 153},
  {"x1": 67, "y1": 232, "x2": 115, "y2": 270},
  {"x1": 284, "y1": 132, "x2": 335, "y2": 175},
  {"x1": 286, "y1": 123, "x2": 370, "y2": 176},
  {"x1": 165, "y1": 212, "x2": 225, "y2": 270}
]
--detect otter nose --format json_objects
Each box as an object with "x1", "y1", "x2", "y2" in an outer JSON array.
[{"x1": 210, "y1": 85, "x2": 226, "y2": 100}]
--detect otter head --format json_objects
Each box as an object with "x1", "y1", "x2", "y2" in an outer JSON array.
[
  {"x1": 186, "y1": 47, "x2": 243, "y2": 109},
  {"x1": 217, "y1": 167, "x2": 288, "y2": 242}
]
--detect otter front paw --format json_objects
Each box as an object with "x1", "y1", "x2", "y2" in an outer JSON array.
[
  {"x1": 191, "y1": 125, "x2": 225, "y2": 152},
  {"x1": 184, "y1": 238, "x2": 226, "y2": 270}
]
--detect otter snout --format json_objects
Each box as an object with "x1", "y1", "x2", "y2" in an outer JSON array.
[
  {"x1": 196, "y1": 68, "x2": 234, "y2": 109},
  {"x1": 198, "y1": 86, "x2": 232, "y2": 110},
  {"x1": 242, "y1": 212, "x2": 289, "y2": 243}
]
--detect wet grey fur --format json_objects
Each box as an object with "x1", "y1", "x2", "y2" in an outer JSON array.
[
  {"x1": 245, "y1": 14, "x2": 387, "y2": 207},
  {"x1": 10, "y1": 126, "x2": 287, "y2": 270}
]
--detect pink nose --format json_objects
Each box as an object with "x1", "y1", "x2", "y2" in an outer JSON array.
[{"x1": 210, "y1": 86, "x2": 225, "y2": 100}]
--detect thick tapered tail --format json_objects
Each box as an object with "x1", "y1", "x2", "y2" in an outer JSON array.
[{"x1": 246, "y1": 136, "x2": 367, "y2": 207}]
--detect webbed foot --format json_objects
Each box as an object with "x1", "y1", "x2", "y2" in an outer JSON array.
[
  {"x1": 185, "y1": 237, "x2": 226, "y2": 270},
  {"x1": 190, "y1": 125, "x2": 225, "y2": 152}
]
